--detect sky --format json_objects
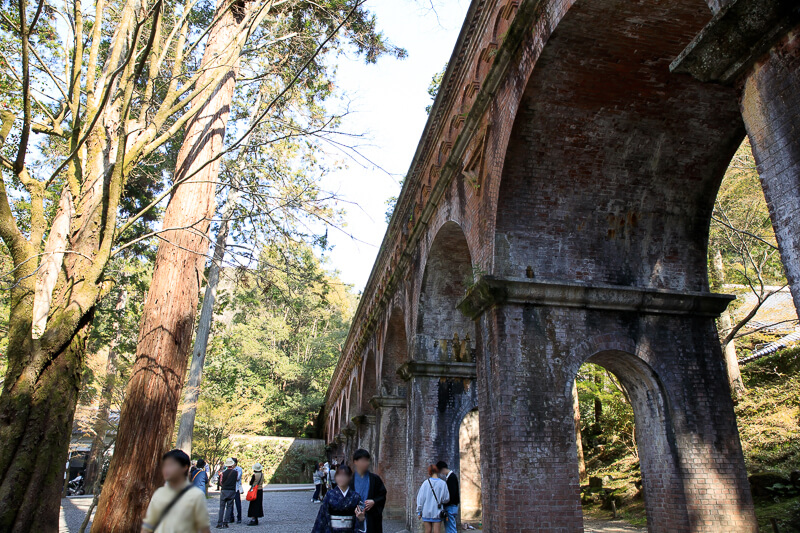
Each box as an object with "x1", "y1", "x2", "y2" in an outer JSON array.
[{"x1": 319, "y1": 0, "x2": 470, "y2": 292}]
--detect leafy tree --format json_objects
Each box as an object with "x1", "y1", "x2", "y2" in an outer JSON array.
[
  {"x1": 0, "y1": 0, "x2": 401, "y2": 526},
  {"x1": 201, "y1": 242, "x2": 355, "y2": 438},
  {"x1": 426, "y1": 62, "x2": 447, "y2": 114}
]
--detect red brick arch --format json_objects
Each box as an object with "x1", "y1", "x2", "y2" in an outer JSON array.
[
  {"x1": 380, "y1": 307, "x2": 409, "y2": 395},
  {"x1": 416, "y1": 221, "x2": 476, "y2": 361},
  {"x1": 490, "y1": 0, "x2": 743, "y2": 290},
  {"x1": 360, "y1": 349, "x2": 378, "y2": 412}
]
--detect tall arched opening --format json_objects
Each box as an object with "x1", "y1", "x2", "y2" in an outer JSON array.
[
  {"x1": 374, "y1": 308, "x2": 410, "y2": 520},
  {"x1": 573, "y1": 351, "x2": 685, "y2": 529},
  {"x1": 354, "y1": 350, "x2": 378, "y2": 454},
  {"x1": 405, "y1": 221, "x2": 479, "y2": 528},
  {"x1": 417, "y1": 221, "x2": 475, "y2": 361}
]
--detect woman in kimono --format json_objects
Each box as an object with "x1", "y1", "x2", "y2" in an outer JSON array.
[{"x1": 312, "y1": 465, "x2": 366, "y2": 533}]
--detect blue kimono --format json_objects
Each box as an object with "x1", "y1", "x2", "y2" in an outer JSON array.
[{"x1": 312, "y1": 486, "x2": 365, "y2": 533}]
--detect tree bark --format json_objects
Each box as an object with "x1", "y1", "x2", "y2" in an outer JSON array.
[
  {"x1": 175, "y1": 188, "x2": 237, "y2": 456},
  {"x1": 572, "y1": 380, "x2": 586, "y2": 482},
  {"x1": 84, "y1": 289, "x2": 127, "y2": 493},
  {"x1": 593, "y1": 372, "x2": 602, "y2": 432},
  {"x1": 91, "y1": 4, "x2": 245, "y2": 531},
  {"x1": 0, "y1": 305, "x2": 95, "y2": 532}
]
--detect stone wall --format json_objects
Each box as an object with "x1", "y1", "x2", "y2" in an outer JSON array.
[{"x1": 228, "y1": 435, "x2": 325, "y2": 484}]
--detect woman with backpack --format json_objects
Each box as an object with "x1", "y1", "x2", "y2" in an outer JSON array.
[{"x1": 415, "y1": 464, "x2": 450, "y2": 533}]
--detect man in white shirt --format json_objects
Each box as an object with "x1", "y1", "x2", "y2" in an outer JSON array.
[
  {"x1": 232, "y1": 458, "x2": 243, "y2": 524},
  {"x1": 141, "y1": 449, "x2": 210, "y2": 533}
]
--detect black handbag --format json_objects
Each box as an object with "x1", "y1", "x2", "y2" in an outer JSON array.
[{"x1": 427, "y1": 478, "x2": 449, "y2": 522}]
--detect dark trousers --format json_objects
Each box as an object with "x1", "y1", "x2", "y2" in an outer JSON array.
[
  {"x1": 234, "y1": 491, "x2": 242, "y2": 521},
  {"x1": 312, "y1": 484, "x2": 322, "y2": 501},
  {"x1": 218, "y1": 490, "x2": 236, "y2": 525}
]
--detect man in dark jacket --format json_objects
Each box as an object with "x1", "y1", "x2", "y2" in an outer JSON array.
[
  {"x1": 216, "y1": 459, "x2": 238, "y2": 528},
  {"x1": 350, "y1": 449, "x2": 387, "y2": 533},
  {"x1": 436, "y1": 461, "x2": 460, "y2": 533}
]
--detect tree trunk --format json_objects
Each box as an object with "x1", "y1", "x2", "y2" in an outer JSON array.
[
  {"x1": 91, "y1": 5, "x2": 245, "y2": 531},
  {"x1": 572, "y1": 380, "x2": 586, "y2": 482},
  {"x1": 593, "y1": 372, "x2": 602, "y2": 432},
  {"x1": 0, "y1": 304, "x2": 95, "y2": 532},
  {"x1": 84, "y1": 289, "x2": 127, "y2": 493},
  {"x1": 711, "y1": 250, "x2": 745, "y2": 398},
  {"x1": 175, "y1": 189, "x2": 237, "y2": 456}
]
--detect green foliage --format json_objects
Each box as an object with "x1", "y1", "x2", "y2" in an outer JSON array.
[
  {"x1": 577, "y1": 364, "x2": 637, "y2": 462},
  {"x1": 425, "y1": 63, "x2": 447, "y2": 114},
  {"x1": 197, "y1": 241, "x2": 355, "y2": 439},
  {"x1": 709, "y1": 140, "x2": 784, "y2": 289},
  {"x1": 737, "y1": 348, "x2": 800, "y2": 474}
]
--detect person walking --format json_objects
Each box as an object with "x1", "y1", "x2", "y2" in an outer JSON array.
[
  {"x1": 312, "y1": 465, "x2": 366, "y2": 533},
  {"x1": 232, "y1": 458, "x2": 243, "y2": 524},
  {"x1": 350, "y1": 449, "x2": 387, "y2": 533},
  {"x1": 321, "y1": 462, "x2": 330, "y2": 498},
  {"x1": 216, "y1": 458, "x2": 238, "y2": 529},
  {"x1": 328, "y1": 460, "x2": 337, "y2": 489},
  {"x1": 190, "y1": 459, "x2": 209, "y2": 495},
  {"x1": 436, "y1": 461, "x2": 459, "y2": 533},
  {"x1": 141, "y1": 449, "x2": 210, "y2": 533},
  {"x1": 215, "y1": 462, "x2": 224, "y2": 491},
  {"x1": 312, "y1": 463, "x2": 325, "y2": 503},
  {"x1": 416, "y1": 464, "x2": 450, "y2": 533},
  {"x1": 246, "y1": 463, "x2": 265, "y2": 526}
]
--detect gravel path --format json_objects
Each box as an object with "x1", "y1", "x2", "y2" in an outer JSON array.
[{"x1": 60, "y1": 488, "x2": 643, "y2": 532}]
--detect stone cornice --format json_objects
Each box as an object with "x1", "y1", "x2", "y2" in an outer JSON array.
[
  {"x1": 369, "y1": 395, "x2": 407, "y2": 410},
  {"x1": 458, "y1": 277, "x2": 735, "y2": 320},
  {"x1": 397, "y1": 360, "x2": 478, "y2": 381},
  {"x1": 671, "y1": 0, "x2": 800, "y2": 83}
]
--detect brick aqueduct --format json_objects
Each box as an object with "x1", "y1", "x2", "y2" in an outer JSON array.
[{"x1": 321, "y1": 0, "x2": 800, "y2": 531}]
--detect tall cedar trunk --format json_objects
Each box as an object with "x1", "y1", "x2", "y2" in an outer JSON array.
[
  {"x1": 175, "y1": 189, "x2": 237, "y2": 455},
  {"x1": 572, "y1": 380, "x2": 587, "y2": 482},
  {"x1": 712, "y1": 250, "x2": 745, "y2": 397},
  {"x1": 84, "y1": 289, "x2": 127, "y2": 493},
  {"x1": 90, "y1": 6, "x2": 244, "y2": 531}
]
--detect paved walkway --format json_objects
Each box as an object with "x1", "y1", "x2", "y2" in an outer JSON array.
[{"x1": 60, "y1": 488, "x2": 643, "y2": 532}]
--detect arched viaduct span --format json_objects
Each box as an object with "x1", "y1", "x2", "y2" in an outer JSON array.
[{"x1": 322, "y1": 0, "x2": 800, "y2": 531}]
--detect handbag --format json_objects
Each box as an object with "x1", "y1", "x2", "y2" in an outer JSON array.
[
  {"x1": 246, "y1": 473, "x2": 262, "y2": 501},
  {"x1": 426, "y1": 478, "x2": 449, "y2": 522}
]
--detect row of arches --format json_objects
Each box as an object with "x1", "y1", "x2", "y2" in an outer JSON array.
[{"x1": 324, "y1": 0, "x2": 800, "y2": 528}]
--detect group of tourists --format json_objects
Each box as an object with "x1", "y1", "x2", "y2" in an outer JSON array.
[
  {"x1": 312, "y1": 449, "x2": 461, "y2": 533},
  {"x1": 140, "y1": 449, "x2": 265, "y2": 532},
  {"x1": 312, "y1": 449, "x2": 387, "y2": 533},
  {"x1": 214, "y1": 457, "x2": 265, "y2": 528},
  {"x1": 139, "y1": 446, "x2": 462, "y2": 533}
]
